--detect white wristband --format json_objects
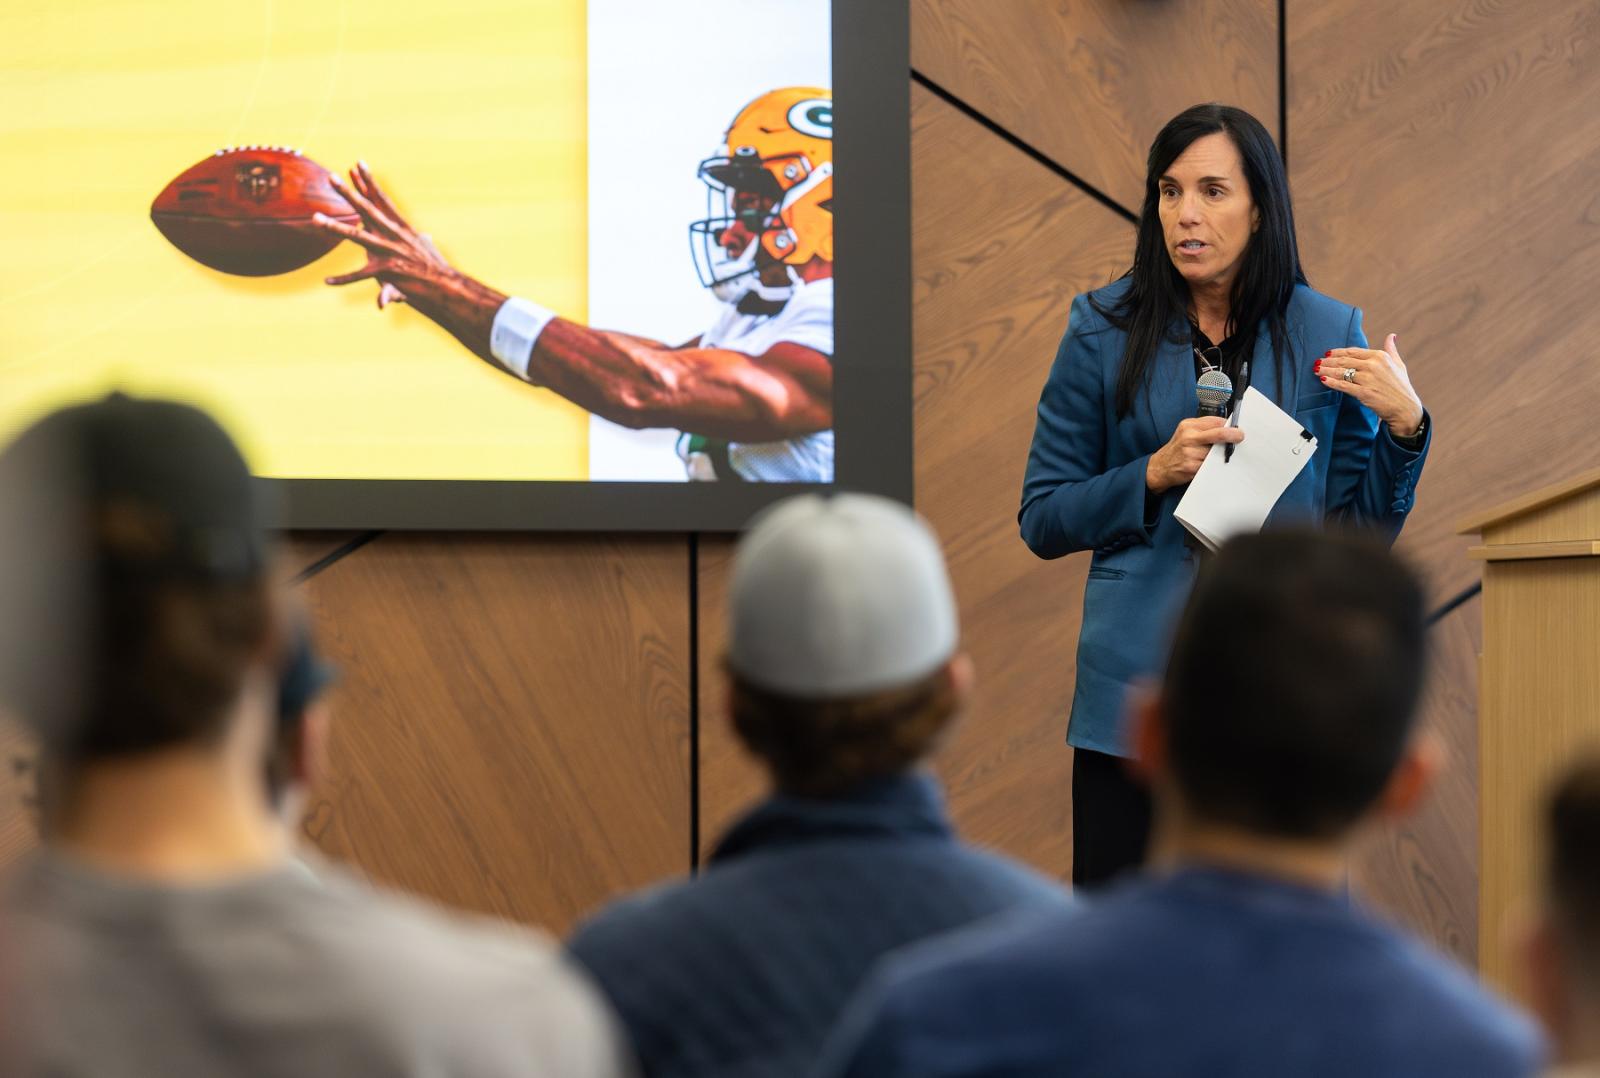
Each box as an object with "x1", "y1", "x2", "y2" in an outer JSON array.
[{"x1": 490, "y1": 297, "x2": 557, "y2": 381}]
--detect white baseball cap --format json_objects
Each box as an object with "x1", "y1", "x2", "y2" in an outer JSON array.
[{"x1": 727, "y1": 494, "x2": 960, "y2": 697}]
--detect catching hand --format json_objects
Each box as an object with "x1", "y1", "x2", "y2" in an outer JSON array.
[{"x1": 312, "y1": 163, "x2": 452, "y2": 310}]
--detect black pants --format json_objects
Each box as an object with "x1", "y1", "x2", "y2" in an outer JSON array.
[{"x1": 1071, "y1": 748, "x2": 1154, "y2": 889}]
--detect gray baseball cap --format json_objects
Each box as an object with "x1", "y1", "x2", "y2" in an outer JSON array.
[{"x1": 727, "y1": 494, "x2": 960, "y2": 697}]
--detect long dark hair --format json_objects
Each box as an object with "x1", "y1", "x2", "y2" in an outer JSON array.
[{"x1": 1093, "y1": 104, "x2": 1306, "y2": 418}]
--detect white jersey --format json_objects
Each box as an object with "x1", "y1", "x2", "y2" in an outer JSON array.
[{"x1": 696, "y1": 277, "x2": 833, "y2": 483}]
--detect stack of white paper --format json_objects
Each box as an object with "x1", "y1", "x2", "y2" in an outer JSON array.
[{"x1": 1173, "y1": 386, "x2": 1318, "y2": 551}]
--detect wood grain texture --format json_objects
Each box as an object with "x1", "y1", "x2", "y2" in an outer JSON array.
[
  {"x1": 1468, "y1": 540, "x2": 1600, "y2": 561},
  {"x1": 912, "y1": 0, "x2": 1278, "y2": 212},
  {"x1": 0, "y1": 717, "x2": 38, "y2": 870},
  {"x1": 1290, "y1": 0, "x2": 1600, "y2": 965},
  {"x1": 1458, "y1": 466, "x2": 1600, "y2": 536},
  {"x1": 694, "y1": 535, "x2": 766, "y2": 856},
  {"x1": 1289, "y1": 0, "x2": 1600, "y2": 602},
  {"x1": 297, "y1": 533, "x2": 690, "y2": 934},
  {"x1": 697, "y1": 86, "x2": 1133, "y2": 872},
  {"x1": 1476, "y1": 479, "x2": 1600, "y2": 550},
  {"x1": 908, "y1": 83, "x2": 1129, "y2": 872},
  {"x1": 1350, "y1": 594, "x2": 1481, "y2": 966},
  {"x1": 1479, "y1": 555, "x2": 1600, "y2": 991}
]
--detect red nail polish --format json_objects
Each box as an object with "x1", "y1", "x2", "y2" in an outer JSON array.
[
  {"x1": 1319, "y1": 375, "x2": 1328, "y2": 383},
  {"x1": 1313, "y1": 360, "x2": 1322, "y2": 371},
  {"x1": 1323, "y1": 350, "x2": 1331, "y2": 357}
]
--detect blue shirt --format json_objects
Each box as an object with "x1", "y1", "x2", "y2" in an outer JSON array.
[
  {"x1": 824, "y1": 866, "x2": 1544, "y2": 1078},
  {"x1": 566, "y1": 773, "x2": 1071, "y2": 1078}
]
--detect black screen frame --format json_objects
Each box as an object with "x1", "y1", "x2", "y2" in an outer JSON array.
[{"x1": 272, "y1": 1, "x2": 910, "y2": 531}]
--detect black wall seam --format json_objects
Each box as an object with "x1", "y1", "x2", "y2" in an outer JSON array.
[
  {"x1": 1278, "y1": 0, "x2": 1289, "y2": 165},
  {"x1": 688, "y1": 532, "x2": 702, "y2": 876},
  {"x1": 911, "y1": 69, "x2": 1139, "y2": 226},
  {"x1": 1427, "y1": 582, "x2": 1482, "y2": 628},
  {"x1": 288, "y1": 530, "x2": 384, "y2": 586}
]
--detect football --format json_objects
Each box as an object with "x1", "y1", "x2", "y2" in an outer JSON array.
[{"x1": 150, "y1": 147, "x2": 358, "y2": 276}]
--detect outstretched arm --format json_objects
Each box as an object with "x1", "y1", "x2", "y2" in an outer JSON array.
[
  {"x1": 314, "y1": 164, "x2": 829, "y2": 441},
  {"x1": 526, "y1": 323, "x2": 831, "y2": 440}
]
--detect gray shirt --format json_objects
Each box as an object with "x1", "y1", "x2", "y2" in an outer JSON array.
[{"x1": 3, "y1": 851, "x2": 634, "y2": 1077}]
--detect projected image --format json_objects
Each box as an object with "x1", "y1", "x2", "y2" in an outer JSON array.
[
  {"x1": 308, "y1": 85, "x2": 834, "y2": 484},
  {"x1": 590, "y1": 84, "x2": 834, "y2": 483},
  {"x1": 3, "y1": 0, "x2": 833, "y2": 487}
]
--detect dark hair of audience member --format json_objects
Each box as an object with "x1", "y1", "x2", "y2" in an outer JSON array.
[
  {"x1": 0, "y1": 400, "x2": 277, "y2": 768},
  {"x1": 728, "y1": 665, "x2": 959, "y2": 798},
  {"x1": 78, "y1": 513, "x2": 273, "y2": 762},
  {"x1": 1162, "y1": 529, "x2": 1427, "y2": 839},
  {"x1": 1546, "y1": 761, "x2": 1600, "y2": 987}
]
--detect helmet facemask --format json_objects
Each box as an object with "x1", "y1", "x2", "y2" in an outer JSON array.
[{"x1": 690, "y1": 154, "x2": 798, "y2": 304}]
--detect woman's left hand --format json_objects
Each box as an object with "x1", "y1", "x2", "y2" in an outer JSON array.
[{"x1": 1317, "y1": 333, "x2": 1424, "y2": 438}]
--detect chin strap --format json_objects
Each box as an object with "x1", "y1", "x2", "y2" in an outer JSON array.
[
  {"x1": 709, "y1": 239, "x2": 795, "y2": 305},
  {"x1": 736, "y1": 292, "x2": 789, "y2": 316},
  {"x1": 748, "y1": 267, "x2": 798, "y2": 303}
]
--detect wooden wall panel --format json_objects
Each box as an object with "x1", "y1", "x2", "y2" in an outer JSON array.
[
  {"x1": 908, "y1": 84, "x2": 1129, "y2": 871},
  {"x1": 694, "y1": 535, "x2": 763, "y2": 857},
  {"x1": 912, "y1": 0, "x2": 1278, "y2": 212},
  {"x1": 697, "y1": 86, "x2": 1132, "y2": 872},
  {"x1": 1289, "y1": 1, "x2": 1600, "y2": 600},
  {"x1": 0, "y1": 718, "x2": 37, "y2": 869},
  {"x1": 1352, "y1": 596, "x2": 1482, "y2": 965},
  {"x1": 1290, "y1": 0, "x2": 1600, "y2": 961},
  {"x1": 297, "y1": 534, "x2": 690, "y2": 935}
]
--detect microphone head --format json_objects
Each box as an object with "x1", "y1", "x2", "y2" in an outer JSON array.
[{"x1": 1196, "y1": 368, "x2": 1233, "y2": 417}]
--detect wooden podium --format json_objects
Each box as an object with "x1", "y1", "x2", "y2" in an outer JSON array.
[{"x1": 1460, "y1": 466, "x2": 1600, "y2": 991}]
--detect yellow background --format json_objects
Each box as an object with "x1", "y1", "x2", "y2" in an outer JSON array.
[{"x1": 1, "y1": 0, "x2": 589, "y2": 480}]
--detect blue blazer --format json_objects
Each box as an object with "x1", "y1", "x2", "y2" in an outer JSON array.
[{"x1": 1019, "y1": 279, "x2": 1430, "y2": 755}]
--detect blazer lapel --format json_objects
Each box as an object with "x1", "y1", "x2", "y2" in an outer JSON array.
[
  {"x1": 1142, "y1": 326, "x2": 1192, "y2": 449},
  {"x1": 1137, "y1": 306, "x2": 1309, "y2": 448},
  {"x1": 1253, "y1": 307, "x2": 1313, "y2": 410},
  {"x1": 1247, "y1": 319, "x2": 1277, "y2": 407}
]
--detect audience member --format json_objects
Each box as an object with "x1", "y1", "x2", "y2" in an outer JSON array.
[
  {"x1": 267, "y1": 615, "x2": 336, "y2": 834},
  {"x1": 1522, "y1": 759, "x2": 1600, "y2": 1074},
  {"x1": 822, "y1": 529, "x2": 1544, "y2": 1077},
  {"x1": 567, "y1": 493, "x2": 1071, "y2": 1078},
  {"x1": 0, "y1": 393, "x2": 633, "y2": 1077}
]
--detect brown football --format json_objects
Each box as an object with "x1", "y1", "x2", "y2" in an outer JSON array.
[{"x1": 150, "y1": 147, "x2": 358, "y2": 276}]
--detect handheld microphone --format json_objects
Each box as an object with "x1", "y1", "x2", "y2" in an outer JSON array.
[{"x1": 1195, "y1": 368, "x2": 1233, "y2": 418}]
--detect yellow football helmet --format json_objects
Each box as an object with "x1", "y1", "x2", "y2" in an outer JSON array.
[{"x1": 691, "y1": 87, "x2": 833, "y2": 297}]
